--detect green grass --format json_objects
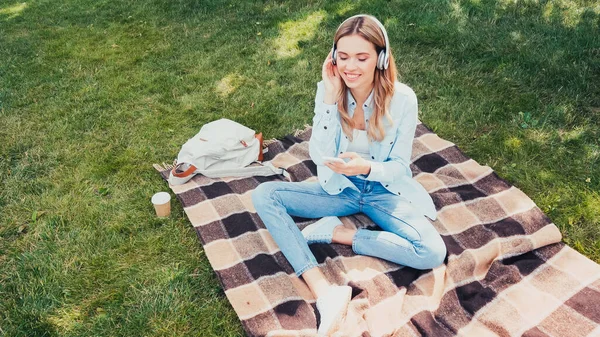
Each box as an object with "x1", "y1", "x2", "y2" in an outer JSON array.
[{"x1": 1, "y1": 0, "x2": 598, "y2": 335}]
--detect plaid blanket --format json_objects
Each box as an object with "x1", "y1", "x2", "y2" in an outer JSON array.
[{"x1": 154, "y1": 122, "x2": 600, "y2": 337}]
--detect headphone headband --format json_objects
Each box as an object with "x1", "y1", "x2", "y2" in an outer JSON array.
[{"x1": 331, "y1": 14, "x2": 390, "y2": 70}]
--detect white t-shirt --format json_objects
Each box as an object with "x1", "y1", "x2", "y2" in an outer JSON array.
[{"x1": 346, "y1": 129, "x2": 371, "y2": 160}]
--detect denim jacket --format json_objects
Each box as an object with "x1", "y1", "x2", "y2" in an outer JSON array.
[{"x1": 308, "y1": 81, "x2": 437, "y2": 220}]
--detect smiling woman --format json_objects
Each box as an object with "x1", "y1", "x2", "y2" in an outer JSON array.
[
  {"x1": 251, "y1": 14, "x2": 446, "y2": 336},
  {"x1": 330, "y1": 15, "x2": 396, "y2": 142}
]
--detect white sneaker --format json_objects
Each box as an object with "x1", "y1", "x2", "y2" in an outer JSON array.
[
  {"x1": 316, "y1": 285, "x2": 352, "y2": 336},
  {"x1": 302, "y1": 216, "x2": 343, "y2": 244}
]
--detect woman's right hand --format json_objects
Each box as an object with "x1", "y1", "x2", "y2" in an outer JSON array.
[{"x1": 321, "y1": 51, "x2": 343, "y2": 104}]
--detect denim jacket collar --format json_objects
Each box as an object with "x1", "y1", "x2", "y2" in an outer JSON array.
[{"x1": 347, "y1": 88, "x2": 375, "y2": 120}]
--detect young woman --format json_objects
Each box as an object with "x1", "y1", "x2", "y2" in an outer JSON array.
[{"x1": 252, "y1": 15, "x2": 446, "y2": 335}]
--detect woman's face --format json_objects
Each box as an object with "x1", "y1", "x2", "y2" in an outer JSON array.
[{"x1": 335, "y1": 34, "x2": 379, "y2": 91}]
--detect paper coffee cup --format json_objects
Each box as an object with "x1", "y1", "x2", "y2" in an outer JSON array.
[{"x1": 151, "y1": 192, "x2": 171, "y2": 217}]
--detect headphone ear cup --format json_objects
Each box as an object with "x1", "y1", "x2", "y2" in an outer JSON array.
[
  {"x1": 332, "y1": 48, "x2": 337, "y2": 65},
  {"x1": 377, "y1": 51, "x2": 385, "y2": 70}
]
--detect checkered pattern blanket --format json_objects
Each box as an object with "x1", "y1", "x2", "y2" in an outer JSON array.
[{"x1": 154, "y1": 123, "x2": 600, "y2": 337}]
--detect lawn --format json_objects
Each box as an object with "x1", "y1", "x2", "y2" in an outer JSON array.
[{"x1": 1, "y1": 0, "x2": 598, "y2": 336}]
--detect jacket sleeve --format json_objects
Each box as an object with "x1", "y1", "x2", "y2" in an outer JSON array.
[
  {"x1": 365, "y1": 90, "x2": 417, "y2": 183},
  {"x1": 309, "y1": 81, "x2": 340, "y2": 166}
]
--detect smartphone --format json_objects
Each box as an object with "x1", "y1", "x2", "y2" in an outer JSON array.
[{"x1": 323, "y1": 156, "x2": 346, "y2": 164}]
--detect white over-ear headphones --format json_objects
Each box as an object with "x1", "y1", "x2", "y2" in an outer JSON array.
[{"x1": 331, "y1": 14, "x2": 390, "y2": 70}]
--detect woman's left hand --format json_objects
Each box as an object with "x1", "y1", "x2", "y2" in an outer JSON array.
[{"x1": 325, "y1": 152, "x2": 371, "y2": 176}]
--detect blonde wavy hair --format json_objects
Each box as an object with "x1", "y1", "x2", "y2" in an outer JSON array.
[{"x1": 334, "y1": 16, "x2": 397, "y2": 142}]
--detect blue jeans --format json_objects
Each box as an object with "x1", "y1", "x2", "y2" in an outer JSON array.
[{"x1": 251, "y1": 176, "x2": 447, "y2": 276}]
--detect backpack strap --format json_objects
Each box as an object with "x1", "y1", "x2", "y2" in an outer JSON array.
[
  {"x1": 256, "y1": 133, "x2": 264, "y2": 162},
  {"x1": 168, "y1": 162, "x2": 197, "y2": 185},
  {"x1": 168, "y1": 161, "x2": 288, "y2": 185},
  {"x1": 197, "y1": 162, "x2": 288, "y2": 179},
  {"x1": 171, "y1": 163, "x2": 197, "y2": 178}
]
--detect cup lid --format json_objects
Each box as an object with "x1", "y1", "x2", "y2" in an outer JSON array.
[{"x1": 151, "y1": 192, "x2": 171, "y2": 205}]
